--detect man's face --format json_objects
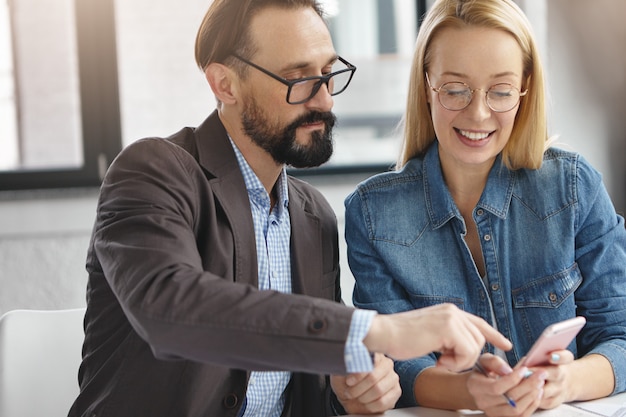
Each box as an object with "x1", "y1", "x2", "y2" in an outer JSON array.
[{"x1": 237, "y1": 6, "x2": 339, "y2": 168}]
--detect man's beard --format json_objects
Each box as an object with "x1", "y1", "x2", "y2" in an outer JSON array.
[{"x1": 241, "y1": 96, "x2": 336, "y2": 168}]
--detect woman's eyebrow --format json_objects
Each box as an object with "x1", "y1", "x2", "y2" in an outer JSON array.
[{"x1": 439, "y1": 70, "x2": 521, "y2": 80}]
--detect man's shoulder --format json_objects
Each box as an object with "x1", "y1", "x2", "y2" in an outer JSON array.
[
  {"x1": 112, "y1": 129, "x2": 198, "y2": 175},
  {"x1": 166, "y1": 126, "x2": 201, "y2": 160}
]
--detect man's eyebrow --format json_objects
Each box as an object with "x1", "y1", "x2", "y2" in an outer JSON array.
[{"x1": 281, "y1": 55, "x2": 339, "y2": 72}]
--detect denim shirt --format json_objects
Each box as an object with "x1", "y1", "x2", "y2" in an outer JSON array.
[{"x1": 344, "y1": 141, "x2": 626, "y2": 406}]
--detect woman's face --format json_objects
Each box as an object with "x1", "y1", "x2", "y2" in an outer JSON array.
[{"x1": 426, "y1": 26, "x2": 524, "y2": 173}]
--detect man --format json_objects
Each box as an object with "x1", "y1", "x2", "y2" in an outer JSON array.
[{"x1": 68, "y1": 0, "x2": 511, "y2": 416}]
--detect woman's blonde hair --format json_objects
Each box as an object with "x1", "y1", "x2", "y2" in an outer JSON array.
[{"x1": 397, "y1": 0, "x2": 548, "y2": 170}]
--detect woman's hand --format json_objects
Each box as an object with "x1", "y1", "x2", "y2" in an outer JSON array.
[
  {"x1": 535, "y1": 349, "x2": 575, "y2": 409},
  {"x1": 468, "y1": 354, "x2": 547, "y2": 417}
]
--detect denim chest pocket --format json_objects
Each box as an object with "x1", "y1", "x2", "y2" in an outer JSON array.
[{"x1": 512, "y1": 263, "x2": 582, "y2": 309}]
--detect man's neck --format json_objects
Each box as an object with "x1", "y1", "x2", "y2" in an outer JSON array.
[{"x1": 219, "y1": 111, "x2": 283, "y2": 196}]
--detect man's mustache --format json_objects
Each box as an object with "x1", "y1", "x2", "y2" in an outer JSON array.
[{"x1": 291, "y1": 111, "x2": 336, "y2": 129}]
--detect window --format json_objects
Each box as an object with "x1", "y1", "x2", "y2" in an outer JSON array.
[
  {"x1": 0, "y1": 0, "x2": 121, "y2": 190},
  {"x1": 320, "y1": 0, "x2": 422, "y2": 173},
  {"x1": 0, "y1": 0, "x2": 17, "y2": 170},
  {"x1": 0, "y1": 0, "x2": 425, "y2": 190}
]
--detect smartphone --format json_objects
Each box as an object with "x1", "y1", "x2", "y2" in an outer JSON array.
[{"x1": 521, "y1": 316, "x2": 586, "y2": 367}]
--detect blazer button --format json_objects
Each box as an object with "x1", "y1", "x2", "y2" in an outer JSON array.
[
  {"x1": 223, "y1": 393, "x2": 239, "y2": 409},
  {"x1": 309, "y1": 318, "x2": 327, "y2": 333}
]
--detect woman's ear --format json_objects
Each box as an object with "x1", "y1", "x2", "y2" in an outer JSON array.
[{"x1": 205, "y1": 63, "x2": 238, "y2": 105}]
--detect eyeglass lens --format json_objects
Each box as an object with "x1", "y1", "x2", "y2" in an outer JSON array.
[
  {"x1": 288, "y1": 64, "x2": 353, "y2": 104},
  {"x1": 438, "y1": 82, "x2": 523, "y2": 112}
]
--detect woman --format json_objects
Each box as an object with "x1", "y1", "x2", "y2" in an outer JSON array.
[{"x1": 344, "y1": 0, "x2": 626, "y2": 416}]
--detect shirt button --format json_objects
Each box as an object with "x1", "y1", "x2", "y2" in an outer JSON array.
[
  {"x1": 549, "y1": 293, "x2": 558, "y2": 302},
  {"x1": 476, "y1": 209, "x2": 484, "y2": 216},
  {"x1": 483, "y1": 234, "x2": 491, "y2": 241},
  {"x1": 491, "y1": 284, "x2": 500, "y2": 291}
]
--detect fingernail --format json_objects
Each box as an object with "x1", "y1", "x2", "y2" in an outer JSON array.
[
  {"x1": 523, "y1": 370, "x2": 534, "y2": 378},
  {"x1": 551, "y1": 353, "x2": 560, "y2": 362},
  {"x1": 500, "y1": 364, "x2": 513, "y2": 375},
  {"x1": 346, "y1": 377, "x2": 355, "y2": 386},
  {"x1": 517, "y1": 367, "x2": 529, "y2": 378}
]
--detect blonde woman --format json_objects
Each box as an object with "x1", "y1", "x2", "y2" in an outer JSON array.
[{"x1": 345, "y1": 0, "x2": 626, "y2": 416}]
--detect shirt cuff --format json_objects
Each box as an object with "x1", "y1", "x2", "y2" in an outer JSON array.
[{"x1": 344, "y1": 309, "x2": 377, "y2": 373}]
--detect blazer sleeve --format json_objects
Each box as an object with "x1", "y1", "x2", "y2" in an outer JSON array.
[{"x1": 91, "y1": 137, "x2": 355, "y2": 374}]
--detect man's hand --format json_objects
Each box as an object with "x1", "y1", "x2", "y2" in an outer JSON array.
[
  {"x1": 363, "y1": 303, "x2": 512, "y2": 372},
  {"x1": 330, "y1": 353, "x2": 401, "y2": 414}
]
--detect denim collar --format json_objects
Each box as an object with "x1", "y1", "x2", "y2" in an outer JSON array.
[{"x1": 423, "y1": 141, "x2": 515, "y2": 228}]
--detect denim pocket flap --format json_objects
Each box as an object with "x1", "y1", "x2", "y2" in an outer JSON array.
[
  {"x1": 407, "y1": 294, "x2": 465, "y2": 310},
  {"x1": 512, "y1": 263, "x2": 582, "y2": 308}
]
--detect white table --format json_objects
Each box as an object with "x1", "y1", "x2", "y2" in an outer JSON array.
[{"x1": 343, "y1": 392, "x2": 626, "y2": 417}]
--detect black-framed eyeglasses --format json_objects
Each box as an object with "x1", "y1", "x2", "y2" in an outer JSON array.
[
  {"x1": 232, "y1": 54, "x2": 356, "y2": 105},
  {"x1": 426, "y1": 73, "x2": 528, "y2": 113}
]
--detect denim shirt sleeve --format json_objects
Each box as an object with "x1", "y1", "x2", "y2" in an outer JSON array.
[
  {"x1": 345, "y1": 190, "x2": 418, "y2": 314},
  {"x1": 393, "y1": 356, "x2": 438, "y2": 406},
  {"x1": 345, "y1": 188, "x2": 434, "y2": 406},
  {"x1": 572, "y1": 155, "x2": 626, "y2": 395}
]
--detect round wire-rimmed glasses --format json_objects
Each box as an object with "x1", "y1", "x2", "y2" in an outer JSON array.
[
  {"x1": 426, "y1": 73, "x2": 528, "y2": 113},
  {"x1": 232, "y1": 54, "x2": 356, "y2": 104}
]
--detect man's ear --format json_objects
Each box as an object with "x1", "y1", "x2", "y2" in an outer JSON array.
[{"x1": 205, "y1": 63, "x2": 238, "y2": 105}]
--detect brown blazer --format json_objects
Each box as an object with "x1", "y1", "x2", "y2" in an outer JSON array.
[{"x1": 68, "y1": 111, "x2": 355, "y2": 417}]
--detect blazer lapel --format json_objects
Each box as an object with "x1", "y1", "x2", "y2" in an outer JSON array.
[
  {"x1": 288, "y1": 183, "x2": 323, "y2": 297},
  {"x1": 193, "y1": 111, "x2": 258, "y2": 287}
]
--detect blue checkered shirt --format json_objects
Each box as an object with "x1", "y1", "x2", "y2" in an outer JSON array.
[{"x1": 229, "y1": 139, "x2": 375, "y2": 417}]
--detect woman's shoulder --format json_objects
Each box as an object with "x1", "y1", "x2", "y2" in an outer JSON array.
[
  {"x1": 354, "y1": 158, "x2": 425, "y2": 194},
  {"x1": 512, "y1": 147, "x2": 604, "y2": 216},
  {"x1": 537, "y1": 146, "x2": 602, "y2": 184}
]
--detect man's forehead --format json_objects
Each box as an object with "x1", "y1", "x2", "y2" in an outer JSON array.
[{"x1": 249, "y1": 6, "x2": 334, "y2": 62}]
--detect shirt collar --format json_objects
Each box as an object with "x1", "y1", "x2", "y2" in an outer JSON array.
[
  {"x1": 228, "y1": 137, "x2": 289, "y2": 214},
  {"x1": 423, "y1": 141, "x2": 514, "y2": 228}
]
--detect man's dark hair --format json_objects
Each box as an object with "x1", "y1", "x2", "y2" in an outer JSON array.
[{"x1": 195, "y1": 0, "x2": 325, "y2": 72}]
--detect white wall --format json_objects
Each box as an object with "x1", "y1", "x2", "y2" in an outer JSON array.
[
  {"x1": 1, "y1": 1, "x2": 625, "y2": 316},
  {"x1": 544, "y1": 0, "x2": 626, "y2": 212}
]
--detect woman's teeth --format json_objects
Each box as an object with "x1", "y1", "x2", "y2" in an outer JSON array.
[{"x1": 459, "y1": 130, "x2": 490, "y2": 140}]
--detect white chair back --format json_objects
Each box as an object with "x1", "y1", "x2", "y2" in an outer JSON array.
[{"x1": 0, "y1": 308, "x2": 85, "y2": 417}]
